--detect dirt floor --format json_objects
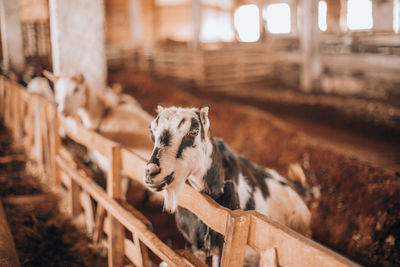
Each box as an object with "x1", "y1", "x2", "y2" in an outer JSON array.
[
  {"x1": 0, "y1": 123, "x2": 108, "y2": 267},
  {"x1": 109, "y1": 68, "x2": 400, "y2": 267}
]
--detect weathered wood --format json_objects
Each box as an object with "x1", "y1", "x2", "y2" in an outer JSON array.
[
  {"x1": 176, "y1": 249, "x2": 208, "y2": 267},
  {"x1": 59, "y1": 116, "x2": 118, "y2": 158},
  {"x1": 107, "y1": 146, "x2": 125, "y2": 267},
  {"x1": 220, "y1": 210, "x2": 250, "y2": 267},
  {"x1": 0, "y1": 199, "x2": 21, "y2": 267},
  {"x1": 179, "y1": 184, "x2": 231, "y2": 236},
  {"x1": 3, "y1": 194, "x2": 49, "y2": 205},
  {"x1": 56, "y1": 156, "x2": 191, "y2": 266},
  {"x1": 300, "y1": 0, "x2": 320, "y2": 91},
  {"x1": 69, "y1": 177, "x2": 80, "y2": 216},
  {"x1": 119, "y1": 200, "x2": 152, "y2": 267},
  {"x1": 93, "y1": 204, "x2": 106, "y2": 243},
  {"x1": 103, "y1": 217, "x2": 151, "y2": 267},
  {"x1": 47, "y1": 103, "x2": 58, "y2": 186},
  {"x1": 248, "y1": 211, "x2": 359, "y2": 267},
  {"x1": 260, "y1": 247, "x2": 277, "y2": 267},
  {"x1": 0, "y1": 154, "x2": 25, "y2": 163},
  {"x1": 80, "y1": 191, "x2": 94, "y2": 234}
]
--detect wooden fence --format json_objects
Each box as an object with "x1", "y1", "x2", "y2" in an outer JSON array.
[
  {"x1": 149, "y1": 43, "x2": 276, "y2": 86},
  {"x1": 0, "y1": 75, "x2": 359, "y2": 267}
]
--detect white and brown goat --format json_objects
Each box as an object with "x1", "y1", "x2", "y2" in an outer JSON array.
[
  {"x1": 46, "y1": 71, "x2": 162, "y2": 204},
  {"x1": 145, "y1": 106, "x2": 311, "y2": 265}
]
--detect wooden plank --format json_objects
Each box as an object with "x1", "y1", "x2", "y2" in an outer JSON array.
[
  {"x1": 220, "y1": 210, "x2": 250, "y2": 267},
  {"x1": 53, "y1": 107, "x2": 61, "y2": 186},
  {"x1": 322, "y1": 53, "x2": 400, "y2": 76},
  {"x1": 0, "y1": 199, "x2": 21, "y2": 267},
  {"x1": 0, "y1": 154, "x2": 26, "y2": 163},
  {"x1": 47, "y1": 103, "x2": 58, "y2": 186},
  {"x1": 80, "y1": 191, "x2": 95, "y2": 234},
  {"x1": 0, "y1": 76, "x2": 4, "y2": 116},
  {"x1": 60, "y1": 170, "x2": 71, "y2": 188},
  {"x1": 56, "y1": 156, "x2": 191, "y2": 266},
  {"x1": 260, "y1": 247, "x2": 277, "y2": 267},
  {"x1": 3, "y1": 194, "x2": 49, "y2": 205},
  {"x1": 175, "y1": 249, "x2": 208, "y2": 267},
  {"x1": 179, "y1": 184, "x2": 231, "y2": 236},
  {"x1": 24, "y1": 98, "x2": 35, "y2": 158},
  {"x1": 125, "y1": 237, "x2": 147, "y2": 267},
  {"x1": 120, "y1": 148, "x2": 147, "y2": 184},
  {"x1": 59, "y1": 116, "x2": 118, "y2": 158},
  {"x1": 103, "y1": 218, "x2": 150, "y2": 267},
  {"x1": 107, "y1": 146, "x2": 124, "y2": 267},
  {"x1": 69, "y1": 177, "x2": 80, "y2": 216},
  {"x1": 247, "y1": 211, "x2": 359, "y2": 267},
  {"x1": 93, "y1": 204, "x2": 106, "y2": 243}
]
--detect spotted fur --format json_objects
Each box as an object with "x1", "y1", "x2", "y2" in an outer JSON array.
[{"x1": 144, "y1": 106, "x2": 311, "y2": 265}]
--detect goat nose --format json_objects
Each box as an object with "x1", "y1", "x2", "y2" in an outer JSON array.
[{"x1": 145, "y1": 164, "x2": 161, "y2": 180}]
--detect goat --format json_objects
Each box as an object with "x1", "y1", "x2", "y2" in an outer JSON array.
[
  {"x1": 45, "y1": 71, "x2": 163, "y2": 205},
  {"x1": 26, "y1": 76, "x2": 55, "y2": 162},
  {"x1": 144, "y1": 106, "x2": 311, "y2": 265}
]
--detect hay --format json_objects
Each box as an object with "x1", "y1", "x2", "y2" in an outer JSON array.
[{"x1": 0, "y1": 121, "x2": 108, "y2": 267}]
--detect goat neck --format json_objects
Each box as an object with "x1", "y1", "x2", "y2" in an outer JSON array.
[
  {"x1": 78, "y1": 86, "x2": 109, "y2": 130},
  {"x1": 188, "y1": 136, "x2": 225, "y2": 199}
]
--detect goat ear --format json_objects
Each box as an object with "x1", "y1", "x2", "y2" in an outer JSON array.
[
  {"x1": 43, "y1": 70, "x2": 58, "y2": 83},
  {"x1": 200, "y1": 106, "x2": 210, "y2": 128},
  {"x1": 156, "y1": 105, "x2": 165, "y2": 114},
  {"x1": 73, "y1": 73, "x2": 85, "y2": 84}
]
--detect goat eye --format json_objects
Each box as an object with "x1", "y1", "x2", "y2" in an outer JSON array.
[{"x1": 189, "y1": 128, "x2": 199, "y2": 137}]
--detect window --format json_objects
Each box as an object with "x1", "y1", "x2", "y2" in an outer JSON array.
[
  {"x1": 347, "y1": 0, "x2": 373, "y2": 30},
  {"x1": 201, "y1": 9, "x2": 234, "y2": 42},
  {"x1": 318, "y1": 1, "x2": 327, "y2": 31},
  {"x1": 234, "y1": 5, "x2": 260, "y2": 42},
  {"x1": 263, "y1": 3, "x2": 291, "y2": 34}
]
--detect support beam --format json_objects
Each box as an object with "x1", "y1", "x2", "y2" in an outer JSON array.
[
  {"x1": 192, "y1": 0, "x2": 201, "y2": 50},
  {"x1": 300, "y1": 0, "x2": 321, "y2": 92},
  {"x1": 373, "y1": 0, "x2": 394, "y2": 32},
  {"x1": 395, "y1": 0, "x2": 400, "y2": 33},
  {"x1": 257, "y1": 1, "x2": 265, "y2": 42},
  {"x1": 129, "y1": 0, "x2": 142, "y2": 48},
  {"x1": 0, "y1": 0, "x2": 25, "y2": 73},
  {"x1": 326, "y1": 0, "x2": 342, "y2": 33},
  {"x1": 291, "y1": 1, "x2": 298, "y2": 35},
  {"x1": 48, "y1": 0, "x2": 106, "y2": 91}
]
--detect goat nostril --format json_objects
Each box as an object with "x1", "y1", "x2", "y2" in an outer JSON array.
[
  {"x1": 145, "y1": 164, "x2": 161, "y2": 180},
  {"x1": 149, "y1": 169, "x2": 161, "y2": 178}
]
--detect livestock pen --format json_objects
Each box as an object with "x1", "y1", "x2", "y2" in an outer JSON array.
[{"x1": 0, "y1": 75, "x2": 358, "y2": 266}]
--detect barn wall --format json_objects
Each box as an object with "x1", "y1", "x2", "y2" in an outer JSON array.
[
  {"x1": 157, "y1": 5, "x2": 193, "y2": 42},
  {"x1": 0, "y1": 0, "x2": 26, "y2": 73},
  {"x1": 105, "y1": 0, "x2": 132, "y2": 46},
  {"x1": 49, "y1": 0, "x2": 107, "y2": 91},
  {"x1": 261, "y1": 0, "x2": 400, "y2": 102}
]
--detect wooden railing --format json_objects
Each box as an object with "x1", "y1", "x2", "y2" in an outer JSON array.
[{"x1": 0, "y1": 75, "x2": 359, "y2": 267}]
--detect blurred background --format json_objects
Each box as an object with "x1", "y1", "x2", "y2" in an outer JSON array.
[{"x1": 0, "y1": 1, "x2": 400, "y2": 265}]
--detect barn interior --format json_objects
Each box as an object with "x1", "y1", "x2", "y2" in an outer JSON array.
[{"x1": 0, "y1": 0, "x2": 399, "y2": 266}]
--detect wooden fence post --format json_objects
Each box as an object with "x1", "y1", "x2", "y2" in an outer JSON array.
[
  {"x1": 48, "y1": 103, "x2": 61, "y2": 186},
  {"x1": 53, "y1": 111, "x2": 61, "y2": 186},
  {"x1": 108, "y1": 145, "x2": 125, "y2": 267},
  {"x1": 220, "y1": 210, "x2": 251, "y2": 267},
  {"x1": 0, "y1": 76, "x2": 4, "y2": 115},
  {"x1": 69, "y1": 177, "x2": 81, "y2": 216}
]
